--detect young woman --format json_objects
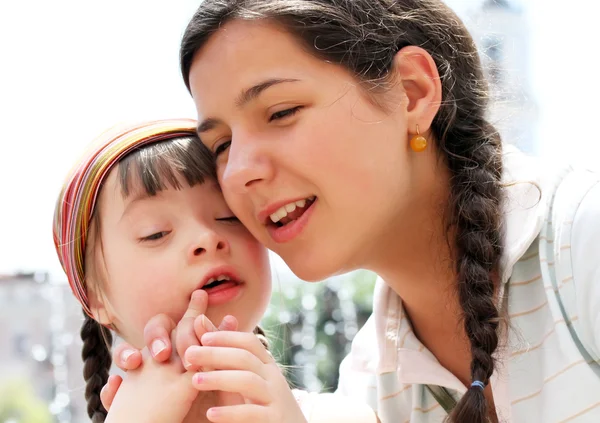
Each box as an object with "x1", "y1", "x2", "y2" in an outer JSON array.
[{"x1": 106, "y1": 1, "x2": 600, "y2": 422}]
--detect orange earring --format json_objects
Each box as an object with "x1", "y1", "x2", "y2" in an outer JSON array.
[{"x1": 410, "y1": 125, "x2": 427, "y2": 152}]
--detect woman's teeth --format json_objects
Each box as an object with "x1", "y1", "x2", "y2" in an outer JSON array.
[{"x1": 269, "y1": 197, "x2": 315, "y2": 223}]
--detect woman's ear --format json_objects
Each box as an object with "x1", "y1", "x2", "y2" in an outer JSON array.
[{"x1": 392, "y1": 45, "x2": 442, "y2": 134}]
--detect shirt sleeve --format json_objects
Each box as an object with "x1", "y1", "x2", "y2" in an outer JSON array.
[{"x1": 570, "y1": 179, "x2": 600, "y2": 360}]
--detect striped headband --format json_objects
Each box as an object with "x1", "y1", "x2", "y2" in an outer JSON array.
[{"x1": 53, "y1": 119, "x2": 198, "y2": 317}]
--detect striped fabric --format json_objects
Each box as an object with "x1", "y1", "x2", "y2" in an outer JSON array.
[
  {"x1": 337, "y1": 146, "x2": 600, "y2": 422},
  {"x1": 52, "y1": 119, "x2": 197, "y2": 316}
]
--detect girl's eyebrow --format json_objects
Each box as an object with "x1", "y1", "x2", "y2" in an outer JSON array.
[{"x1": 119, "y1": 191, "x2": 154, "y2": 223}]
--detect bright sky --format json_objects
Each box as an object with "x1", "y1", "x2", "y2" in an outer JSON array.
[{"x1": 1, "y1": 0, "x2": 599, "y2": 279}]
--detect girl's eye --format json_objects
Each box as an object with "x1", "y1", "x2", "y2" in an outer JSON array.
[
  {"x1": 214, "y1": 140, "x2": 231, "y2": 157},
  {"x1": 216, "y1": 216, "x2": 240, "y2": 224},
  {"x1": 140, "y1": 231, "x2": 170, "y2": 242},
  {"x1": 268, "y1": 106, "x2": 302, "y2": 122}
]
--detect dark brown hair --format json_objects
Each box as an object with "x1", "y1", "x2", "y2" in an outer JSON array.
[
  {"x1": 180, "y1": 1, "x2": 504, "y2": 421},
  {"x1": 82, "y1": 135, "x2": 271, "y2": 421}
]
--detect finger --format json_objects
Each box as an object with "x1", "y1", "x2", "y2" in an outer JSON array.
[
  {"x1": 201, "y1": 331, "x2": 273, "y2": 364},
  {"x1": 184, "y1": 345, "x2": 266, "y2": 376},
  {"x1": 206, "y1": 404, "x2": 268, "y2": 423},
  {"x1": 100, "y1": 374, "x2": 122, "y2": 411},
  {"x1": 218, "y1": 315, "x2": 239, "y2": 331},
  {"x1": 143, "y1": 313, "x2": 176, "y2": 362},
  {"x1": 176, "y1": 290, "x2": 208, "y2": 365},
  {"x1": 112, "y1": 343, "x2": 142, "y2": 371},
  {"x1": 193, "y1": 313, "x2": 219, "y2": 342},
  {"x1": 193, "y1": 370, "x2": 270, "y2": 404}
]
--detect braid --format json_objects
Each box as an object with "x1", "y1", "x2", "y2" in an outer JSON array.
[
  {"x1": 437, "y1": 100, "x2": 504, "y2": 423},
  {"x1": 444, "y1": 128, "x2": 503, "y2": 422},
  {"x1": 253, "y1": 325, "x2": 270, "y2": 351},
  {"x1": 81, "y1": 310, "x2": 113, "y2": 422},
  {"x1": 428, "y1": 9, "x2": 504, "y2": 421}
]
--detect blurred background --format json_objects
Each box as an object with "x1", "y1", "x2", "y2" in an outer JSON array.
[{"x1": 2, "y1": 0, "x2": 600, "y2": 421}]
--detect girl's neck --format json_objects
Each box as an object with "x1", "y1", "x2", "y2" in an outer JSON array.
[
  {"x1": 184, "y1": 391, "x2": 217, "y2": 423},
  {"x1": 184, "y1": 391, "x2": 245, "y2": 423}
]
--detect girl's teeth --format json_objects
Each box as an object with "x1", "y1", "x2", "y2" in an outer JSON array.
[
  {"x1": 295, "y1": 199, "x2": 306, "y2": 208},
  {"x1": 206, "y1": 275, "x2": 231, "y2": 285},
  {"x1": 285, "y1": 203, "x2": 297, "y2": 213}
]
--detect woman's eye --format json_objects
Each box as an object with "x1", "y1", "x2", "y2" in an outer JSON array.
[
  {"x1": 216, "y1": 216, "x2": 240, "y2": 224},
  {"x1": 269, "y1": 106, "x2": 302, "y2": 122},
  {"x1": 140, "y1": 231, "x2": 170, "y2": 242},
  {"x1": 214, "y1": 140, "x2": 231, "y2": 157}
]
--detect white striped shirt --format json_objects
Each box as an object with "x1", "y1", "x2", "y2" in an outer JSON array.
[{"x1": 337, "y1": 147, "x2": 600, "y2": 422}]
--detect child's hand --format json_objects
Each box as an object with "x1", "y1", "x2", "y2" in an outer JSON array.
[
  {"x1": 104, "y1": 346, "x2": 197, "y2": 423},
  {"x1": 185, "y1": 331, "x2": 308, "y2": 423},
  {"x1": 101, "y1": 290, "x2": 238, "y2": 412},
  {"x1": 109, "y1": 291, "x2": 237, "y2": 371}
]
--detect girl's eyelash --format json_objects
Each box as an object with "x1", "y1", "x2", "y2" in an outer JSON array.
[
  {"x1": 268, "y1": 106, "x2": 302, "y2": 122},
  {"x1": 214, "y1": 106, "x2": 303, "y2": 157},
  {"x1": 139, "y1": 231, "x2": 170, "y2": 242},
  {"x1": 216, "y1": 216, "x2": 240, "y2": 224}
]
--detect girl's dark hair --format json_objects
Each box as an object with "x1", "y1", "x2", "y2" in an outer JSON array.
[
  {"x1": 81, "y1": 312, "x2": 112, "y2": 422},
  {"x1": 180, "y1": 1, "x2": 504, "y2": 421},
  {"x1": 82, "y1": 134, "x2": 271, "y2": 421}
]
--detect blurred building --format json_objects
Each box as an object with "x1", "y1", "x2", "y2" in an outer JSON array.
[
  {"x1": 0, "y1": 273, "x2": 87, "y2": 423},
  {"x1": 468, "y1": 0, "x2": 539, "y2": 154}
]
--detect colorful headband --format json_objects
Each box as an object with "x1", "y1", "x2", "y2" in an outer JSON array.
[{"x1": 53, "y1": 119, "x2": 198, "y2": 317}]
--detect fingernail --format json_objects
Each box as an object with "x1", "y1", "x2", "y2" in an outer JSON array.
[
  {"x1": 191, "y1": 290, "x2": 203, "y2": 302},
  {"x1": 151, "y1": 339, "x2": 167, "y2": 357},
  {"x1": 121, "y1": 349, "x2": 135, "y2": 363},
  {"x1": 202, "y1": 332, "x2": 215, "y2": 344},
  {"x1": 193, "y1": 373, "x2": 204, "y2": 384},
  {"x1": 223, "y1": 315, "x2": 236, "y2": 327},
  {"x1": 207, "y1": 408, "x2": 219, "y2": 418},
  {"x1": 201, "y1": 315, "x2": 217, "y2": 332},
  {"x1": 184, "y1": 359, "x2": 192, "y2": 369}
]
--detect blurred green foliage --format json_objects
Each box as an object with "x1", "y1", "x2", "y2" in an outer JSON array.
[
  {"x1": 0, "y1": 379, "x2": 52, "y2": 423},
  {"x1": 261, "y1": 270, "x2": 376, "y2": 392}
]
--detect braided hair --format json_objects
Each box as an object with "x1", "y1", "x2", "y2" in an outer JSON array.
[{"x1": 81, "y1": 311, "x2": 113, "y2": 422}]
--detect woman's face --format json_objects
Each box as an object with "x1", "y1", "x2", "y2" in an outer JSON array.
[{"x1": 188, "y1": 20, "x2": 418, "y2": 281}]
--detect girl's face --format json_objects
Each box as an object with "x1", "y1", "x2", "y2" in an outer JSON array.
[
  {"x1": 188, "y1": 20, "x2": 419, "y2": 281},
  {"x1": 90, "y1": 170, "x2": 271, "y2": 348}
]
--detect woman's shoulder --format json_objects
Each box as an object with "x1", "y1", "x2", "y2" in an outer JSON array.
[{"x1": 293, "y1": 390, "x2": 379, "y2": 423}]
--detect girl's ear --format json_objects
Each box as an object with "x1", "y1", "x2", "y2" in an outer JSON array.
[{"x1": 87, "y1": 284, "x2": 115, "y2": 327}]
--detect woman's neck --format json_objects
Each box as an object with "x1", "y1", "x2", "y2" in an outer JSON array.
[
  {"x1": 369, "y1": 152, "x2": 457, "y2": 312},
  {"x1": 364, "y1": 154, "x2": 474, "y2": 386}
]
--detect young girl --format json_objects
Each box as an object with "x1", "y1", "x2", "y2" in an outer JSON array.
[
  {"x1": 106, "y1": 1, "x2": 600, "y2": 422},
  {"x1": 52, "y1": 119, "x2": 376, "y2": 423}
]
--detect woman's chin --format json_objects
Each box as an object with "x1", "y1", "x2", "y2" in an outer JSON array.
[{"x1": 285, "y1": 256, "x2": 345, "y2": 283}]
